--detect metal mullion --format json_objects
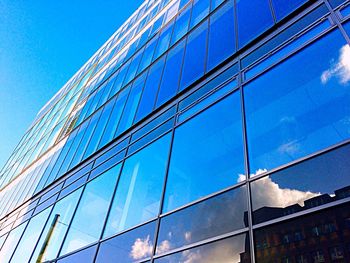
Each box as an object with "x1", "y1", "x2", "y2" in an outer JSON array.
[
  {"x1": 325, "y1": 0, "x2": 350, "y2": 44},
  {"x1": 149, "y1": 103, "x2": 178, "y2": 263},
  {"x1": 268, "y1": 0, "x2": 278, "y2": 24},
  {"x1": 237, "y1": 54, "x2": 256, "y2": 263}
]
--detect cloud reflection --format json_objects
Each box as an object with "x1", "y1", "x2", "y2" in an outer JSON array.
[
  {"x1": 130, "y1": 235, "x2": 153, "y2": 260},
  {"x1": 321, "y1": 44, "x2": 350, "y2": 85}
]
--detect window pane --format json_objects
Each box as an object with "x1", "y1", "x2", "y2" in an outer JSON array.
[
  {"x1": 244, "y1": 30, "x2": 350, "y2": 173},
  {"x1": 180, "y1": 20, "x2": 208, "y2": 91},
  {"x1": 254, "y1": 202, "x2": 350, "y2": 262},
  {"x1": 138, "y1": 36, "x2": 158, "y2": 74},
  {"x1": 157, "y1": 186, "x2": 247, "y2": 254},
  {"x1": 207, "y1": 1, "x2": 235, "y2": 71},
  {"x1": 163, "y1": 92, "x2": 245, "y2": 212},
  {"x1": 153, "y1": 22, "x2": 174, "y2": 61},
  {"x1": 156, "y1": 39, "x2": 186, "y2": 106},
  {"x1": 96, "y1": 221, "x2": 156, "y2": 263},
  {"x1": 0, "y1": 223, "x2": 27, "y2": 263},
  {"x1": 189, "y1": 0, "x2": 210, "y2": 29},
  {"x1": 57, "y1": 245, "x2": 97, "y2": 263},
  {"x1": 123, "y1": 49, "x2": 144, "y2": 85},
  {"x1": 171, "y1": 4, "x2": 191, "y2": 45},
  {"x1": 60, "y1": 164, "x2": 121, "y2": 256},
  {"x1": 134, "y1": 57, "x2": 166, "y2": 123},
  {"x1": 271, "y1": 0, "x2": 307, "y2": 21},
  {"x1": 10, "y1": 208, "x2": 52, "y2": 263},
  {"x1": 251, "y1": 143, "x2": 350, "y2": 224},
  {"x1": 104, "y1": 133, "x2": 171, "y2": 237},
  {"x1": 236, "y1": 0, "x2": 274, "y2": 48},
  {"x1": 154, "y1": 233, "x2": 251, "y2": 262}
]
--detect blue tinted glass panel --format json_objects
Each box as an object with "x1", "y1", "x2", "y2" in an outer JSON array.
[
  {"x1": 116, "y1": 78, "x2": 145, "y2": 136},
  {"x1": 171, "y1": 4, "x2": 191, "y2": 45},
  {"x1": 60, "y1": 165, "x2": 121, "y2": 256},
  {"x1": 189, "y1": 0, "x2": 210, "y2": 29},
  {"x1": 138, "y1": 36, "x2": 158, "y2": 74},
  {"x1": 211, "y1": 0, "x2": 225, "y2": 11},
  {"x1": 95, "y1": 222, "x2": 156, "y2": 263},
  {"x1": 163, "y1": 92, "x2": 245, "y2": 212},
  {"x1": 98, "y1": 88, "x2": 129, "y2": 149},
  {"x1": 123, "y1": 49, "x2": 144, "y2": 86},
  {"x1": 113, "y1": 61, "x2": 131, "y2": 94},
  {"x1": 236, "y1": 0, "x2": 274, "y2": 48},
  {"x1": 134, "y1": 57, "x2": 166, "y2": 122},
  {"x1": 57, "y1": 245, "x2": 97, "y2": 263},
  {"x1": 156, "y1": 39, "x2": 186, "y2": 106},
  {"x1": 180, "y1": 20, "x2": 208, "y2": 91},
  {"x1": 104, "y1": 133, "x2": 171, "y2": 237},
  {"x1": 207, "y1": 1, "x2": 235, "y2": 71},
  {"x1": 244, "y1": 30, "x2": 350, "y2": 174},
  {"x1": 271, "y1": 0, "x2": 307, "y2": 21},
  {"x1": 153, "y1": 22, "x2": 174, "y2": 61}
]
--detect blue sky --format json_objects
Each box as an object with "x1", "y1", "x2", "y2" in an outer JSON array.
[{"x1": 0, "y1": 0, "x2": 144, "y2": 169}]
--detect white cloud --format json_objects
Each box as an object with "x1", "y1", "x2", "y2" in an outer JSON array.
[
  {"x1": 129, "y1": 235, "x2": 153, "y2": 260},
  {"x1": 156, "y1": 240, "x2": 172, "y2": 254},
  {"x1": 321, "y1": 44, "x2": 350, "y2": 85}
]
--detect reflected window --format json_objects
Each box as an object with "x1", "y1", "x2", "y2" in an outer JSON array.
[
  {"x1": 29, "y1": 188, "x2": 83, "y2": 262},
  {"x1": 96, "y1": 221, "x2": 156, "y2": 263},
  {"x1": 207, "y1": 0, "x2": 235, "y2": 71},
  {"x1": 236, "y1": 0, "x2": 274, "y2": 48},
  {"x1": 254, "y1": 203, "x2": 350, "y2": 262},
  {"x1": 163, "y1": 92, "x2": 245, "y2": 212},
  {"x1": 251, "y1": 143, "x2": 350, "y2": 224},
  {"x1": 60, "y1": 164, "x2": 121, "y2": 256},
  {"x1": 154, "y1": 233, "x2": 251, "y2": 262},
  {"x1": 157, "y1": 186, "x2": 247, "y2": 254},
  {"x1": 244, "y1": 30, "x2": 350, "y2": 173},
  {"x1": 104, "y1": 133, "x2": 171, "y2": 237}
]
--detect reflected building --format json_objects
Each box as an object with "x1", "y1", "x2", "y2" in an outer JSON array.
[{"x1": 1, "y1": 0, "x2": 350, "y2": 262}]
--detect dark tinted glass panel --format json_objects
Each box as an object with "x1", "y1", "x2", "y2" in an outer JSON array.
[
  {"x1": 134, "y1": 57, "x2": 166, "y2": 122},
  {"x1": 171, "y1": 4, "x2": 191, "y2": 45},
  {"x1": 236, "y1": 0, "x2": 274, "y2": 48},
  {"x1": 104, "y1": 134, "x2": 171, "y2": 237},
  {"x1": 57, "y1": 245, "x2": 97, "y2": 263},
  {"x1": 180, "y1": 20, "x2": 208, "y2": 91},
  {"x1": 271, "y1": 0, "x2": 307, "y2": 21},
  {"x1": 156, "y1": 39, "x2": 186, "y2": 106},
  {"x1": 60, "y1": 164, "x2": 121, "y2": 255},
  {"x1": 251, "y1": 143, "x2": 350, "y2": 224},
  {"x1": 207, "y1": 1, "x2": 235, "y2": 71},
  {"x1": 189, "y1": 0, "x2": 210, "y2": 29},
  {"x1": 157, "y1": 186, "x2": 247, "y2": 254},
  {"x1": 254, "y1": 203, "x2": 350, "y2": 263},
  {"x1": 244, "y1": 30, "x2": 350, "y2": 173},
  {"x1": 96, "y1": 221, "x2": 156, "y2": 263},
  {"x1": 155, "y1": 233, "x2": 251, "y2": 262},
  {"x1": 163, "y1": 92, "x2": 244, "y2": 212}
]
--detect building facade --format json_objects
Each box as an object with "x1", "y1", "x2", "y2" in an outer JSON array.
[{"x1": 0, "y1": 0, "x2": 350, "y2": 262}]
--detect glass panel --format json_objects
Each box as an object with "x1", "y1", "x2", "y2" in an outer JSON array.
[
  {"x1": 138, "y1": 36, "x2": 158, "y2": 73},
  {"x1": 251, "y1": 143, "x2": 350, "y2": 224},
  {"x1": 236, "y1": 0, "x2": 274, "y2": 48},
  {"x1": 271, "y1": 0, "x2": 307, "y2": 21},
  {"x1": 189, "y1": 0, "x2": 210, "y2": 29},
  {"x1": 155, "y1": 233, "x2": 251, "y2": 262},
  {"x1": 156, "y1": 39, "x2": 186, "y2": 106},
  {"x1": 153, "y1": 22, "x2": 174, "y2": 61},
  {"x1": 95, "y1": 221, "x2": 156, "y2": 263},
  {"x1": 60, "y1": 164, "x2": 121, "y2": 256},
  {"x1": 10, "y1": 207, "x2": 51, "y2": 263},
  {"x1": 157, "y1": 186, "x2": 247, "y2": 254},
  {"x1": 244, "y1": 30, "x2": 350, "y2": 173},
  {"x1": 207, "y1": 1, "x2": 235, "y2": 71},
  {"x1": 180, "y1": 20, "x2": 208, "y2": 91},
  {"x1": 104, "y1": 133, "x2": 171, "y2": 237},
  {"x1": 134, "y1": 57, "x2": 166, "y2": 122},
  {"x1": 56, "y1": 245, "x2": 97, "y2": 263},
  {"x1": 29, "y1": 188, "x2": 83, "y2": 263},
  {"x1": 116, "y1": 80, "x2": 144, "y2": 136},
  {"x1": 163, "y1": 92, "x2": 244, "y2": 212},
  {"x1": 98, "y1": 88, "x2": 129, "y2": 149},
  {"x1": 0, "y1": 222, "x2": 27, "y2": 263},
  {"x1": 123, "y1": 49, "x2": 144, "y2": 85},
  {"x1": 254, "y1": 202, "x2": 350, "y2": 262},
  {"x1": 171, "y1": 4, "x2": 191, "y2": 45}
]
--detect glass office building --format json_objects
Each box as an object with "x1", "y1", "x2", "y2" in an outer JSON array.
[{"x1": 1, "y1": 0, "x2": 350, "y2": 261}]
